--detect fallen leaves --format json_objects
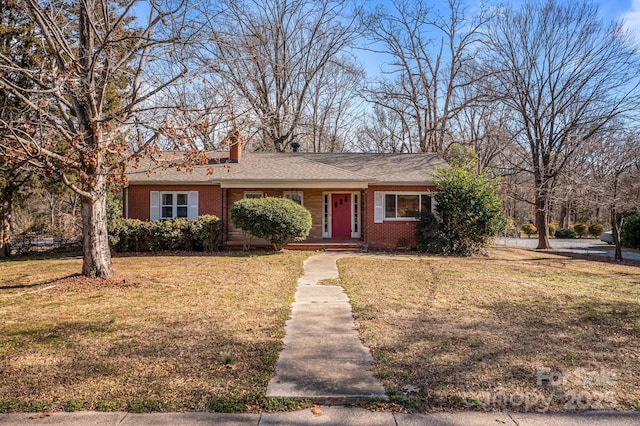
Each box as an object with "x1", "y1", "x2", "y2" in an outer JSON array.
[{"x1": 28, "y1": 413, "x2": 52, "y2": 419}]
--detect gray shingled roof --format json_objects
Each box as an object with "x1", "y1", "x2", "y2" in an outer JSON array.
[
  {"x1": 126, "y1": 151, "x2": 446, "y2": 186},
  {"x1": 299, "y1": 152, "x2": 446, "y2": 184}
]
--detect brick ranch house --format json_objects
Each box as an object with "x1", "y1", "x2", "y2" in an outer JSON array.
[{"x1": 123, "y1": 142, "x2": 447, "y2": 250}]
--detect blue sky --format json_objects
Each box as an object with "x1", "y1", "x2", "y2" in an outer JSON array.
[
  {"x1": 367, "y1": 0, "x2": 640, "y2": 41},
  {"x1": 359, "y1": 0, "x2": 640, "y2": 76}
]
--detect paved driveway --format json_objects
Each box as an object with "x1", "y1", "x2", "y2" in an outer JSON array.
[{"x1": 495, "y1": 237, "x2": 640, "y2": 262}]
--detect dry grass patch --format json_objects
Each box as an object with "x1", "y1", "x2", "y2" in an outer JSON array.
[
  {"x1": 0, "y1": 252, "x2": 310, "y2": 413},
  {"x1": 338, "y1": 248, "x2": 640, "y2": 413}
]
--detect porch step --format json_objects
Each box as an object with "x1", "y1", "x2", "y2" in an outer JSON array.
[
  {"x1": 224, "y1": 239, "x2": 366, "y2": 252},
  {"x1": 285, "y1": 242, "x2": 366, "y2": 252}
]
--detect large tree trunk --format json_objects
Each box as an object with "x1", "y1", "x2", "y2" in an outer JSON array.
[
  {"x1": 535, "y1": 196, "x2": 551, "y2": 249},
  {"x1": 81, "y1": 179, "x2": 112, "y2": 278}
]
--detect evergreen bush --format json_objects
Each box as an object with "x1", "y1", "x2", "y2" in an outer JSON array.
[
  {"x1": 554, "y1": 228, "x2": 576, "y2": 239},
  {"x1": 415, "y1": 166, "x2": 506, "y2": 255},
  {"x1": 108, "y1": 216, "x2": 222, "y2": 252},
  {"x1": 230, "y1": 197, "x2": 312, "y2": 250},
  {"x1": 621, "y1": 214, "x2": 640, "y2": 249}
]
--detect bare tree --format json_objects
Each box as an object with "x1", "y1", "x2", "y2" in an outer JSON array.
[
  {"x1": 302, "y1": 58, "x2": 364, "y2": 152},
  {"x1": 589, "y1": 132, "x2": 640, "y2": 261},
  {"x1": 450, "y1": 84, "x2": 512, "y2": 173},
  {"x1": 200, "y1": 0, "x2": 362, "y2": 152},
  {"x1": 355, "y1": 105, "x2": 410, "y2": 153},
  {"x1": 364, "y1": 0, "x2": 492, "y2": 153},
  {"x1": 481, "y1": 0, "x2": 640, "y2": 249},
  {"x1": 0, "y1": 0, "x2": 205, "y2": 277}
]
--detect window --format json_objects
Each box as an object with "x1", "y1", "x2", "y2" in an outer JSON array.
[
  {"x1": 161, "y1": 192, "x2": 189, "y2": 219},
  {"x1": 382, "y1": 193, "x2": 433, "y2": 220},
  {"x1": 150, "y1": 191, "x2": 198, "y2": 221},
  {"x1": 323, "y1": 193, "x2": 330, "y2": 235},
  {"x1": 283, "y1": 191, "x2": 303, "y2": 206},
  {"x1": 244, "y1": 191, "x2": 263, "y2": 199}
]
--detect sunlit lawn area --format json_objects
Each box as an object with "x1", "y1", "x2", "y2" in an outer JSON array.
[
  {"x1": 0, "y1": 252, "x2": 309, "y2": 413},
  {"x1": 2, "y1": 248, "x2": 640, "y2": 414},
  {"x1": 338, "y1": 248, "x2": 640, "y2": 412}
]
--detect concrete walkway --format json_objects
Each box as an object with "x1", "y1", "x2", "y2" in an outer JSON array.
[
  {"x1": 266, "y1": 253, "x2": 386, "y2": 404},
  {"x1": 2, "y1": 407, "x2": 640, "y2": 425}
]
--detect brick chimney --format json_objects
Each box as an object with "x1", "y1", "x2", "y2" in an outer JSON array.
[{"x1": 228, "y1": 129, "x2": 241, "y2": 163}]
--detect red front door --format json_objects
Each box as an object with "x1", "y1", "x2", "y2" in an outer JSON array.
[{"x1": 331, "y1": 193, "x2": 351, "y2": 238}]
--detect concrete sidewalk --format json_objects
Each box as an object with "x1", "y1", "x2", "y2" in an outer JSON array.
[
  {"x1": 266, "y1": 253, "x2": 386, "y2": 403},
  {"x1": 2, "y1": 407, "x2": 640, "y2": 425}
]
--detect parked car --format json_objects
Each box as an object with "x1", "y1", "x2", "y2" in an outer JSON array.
[{"x1": 600, "y1": 231, "x2": 614, "y2": 244}]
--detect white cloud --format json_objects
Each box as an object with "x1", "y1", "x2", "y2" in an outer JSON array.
[{"x1": 621, "y1": 0, "x2": 640, "y2": 46}]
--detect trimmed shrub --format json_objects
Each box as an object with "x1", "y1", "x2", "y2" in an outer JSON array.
[
  {"x1": 231, "y1": 197, "x2": 312, "y2": 250},
  {"x1": 621, "y1": 214, "x2": 640, "y2": 249},
  {"x1": 148, "y1": 218, "x2": 190, "y2": 251},
  {"x1": 416, "y1": 166, "x2": 506, "y2": 255},
  {"x1": 108, "y1": 216, "x2": 222, "y2": 252},
  {"x1": 548, "y1": 222, "x2": 557, "y2": 237},
  {"x1": 190, "y1": 215, "x2": 224, "y2": 251},
  {"x1": 521, "y1": 223, "x2": 537, "y2": 238},
  {"x1": 555, "y1": 228, "x2": 576, "y2": 239},
  {"x1": 588, "y1": 224, "x2": 604, "y2": 238},
  {"x1": 573, "y1": 223, "x2": 588, "y2": 238},
  {"x1": 108, "y1": 218, "x2": 149, "y2": 252}
]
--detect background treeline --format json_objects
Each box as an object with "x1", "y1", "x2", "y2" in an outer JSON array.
[{"x1": 1, "y1": 0, "x2": 639, "y2": 262}]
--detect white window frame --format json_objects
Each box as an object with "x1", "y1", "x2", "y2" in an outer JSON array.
[
  {"x1": 150, "y1": 191, "x2": 198, "y2": 221},
  {"x1": 243, "y1": 191, "x2": 264, "y2": 199},
  {"x1": 283, "y1": 191, "x2": 304, "y2": 206},
  {"x1": 376, "y1": 192, "x2": 434, "y2": 222},
  {"x1": 161, "y1": 192, "x2": 189, "y2": 219}
]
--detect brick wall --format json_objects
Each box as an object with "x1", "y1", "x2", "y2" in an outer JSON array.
[
  {"x1": 363, "y1": 184, "x2": 438, "y2": 250},
  {"x1": 125, "y1": 184, "x2": 223, "y2": 221},
  {"x1": 126, "y1": 183, "x2": 437, "y2": 249}
]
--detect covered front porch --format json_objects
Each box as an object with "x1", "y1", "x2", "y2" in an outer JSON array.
[{"x1": 223, "y1": 187, "x2": 366, "y2": 244}]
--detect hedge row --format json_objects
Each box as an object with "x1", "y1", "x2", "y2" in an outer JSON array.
[{"x1": 108, "y1": 215, "x2": 223, "y2": 252}]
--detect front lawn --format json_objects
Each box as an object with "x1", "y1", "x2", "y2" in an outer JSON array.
[
  {"x1": 0, "y1": 252, "x2": 308, "y2": 413},
  {"x1": 338, "y1": 248, "x2": 640, "y2": 412}
]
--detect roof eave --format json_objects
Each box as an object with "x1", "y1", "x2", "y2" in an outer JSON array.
[{"x1": 220, "y1": 180, "x2": 370, "y2": 189}]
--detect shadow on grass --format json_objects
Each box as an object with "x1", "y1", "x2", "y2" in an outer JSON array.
[
  {"x1": 0, "y1": 252, "x2": 82, "y2": 263},
  {"x1": 0, "y1": 317, "x2": 291, "y2": 413},
  {"x1": 0, "y1": 274, "x2": 80, "y2": 292},
  {"x1": 111, "y1": 250, "x2": 284, "y2": 259},
  {"x1": 355, "y1": 292, "x2": 640, "y2": 412},
  {"x1": 543, "y1": 250, "x2": 640, "y2": 267}
]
